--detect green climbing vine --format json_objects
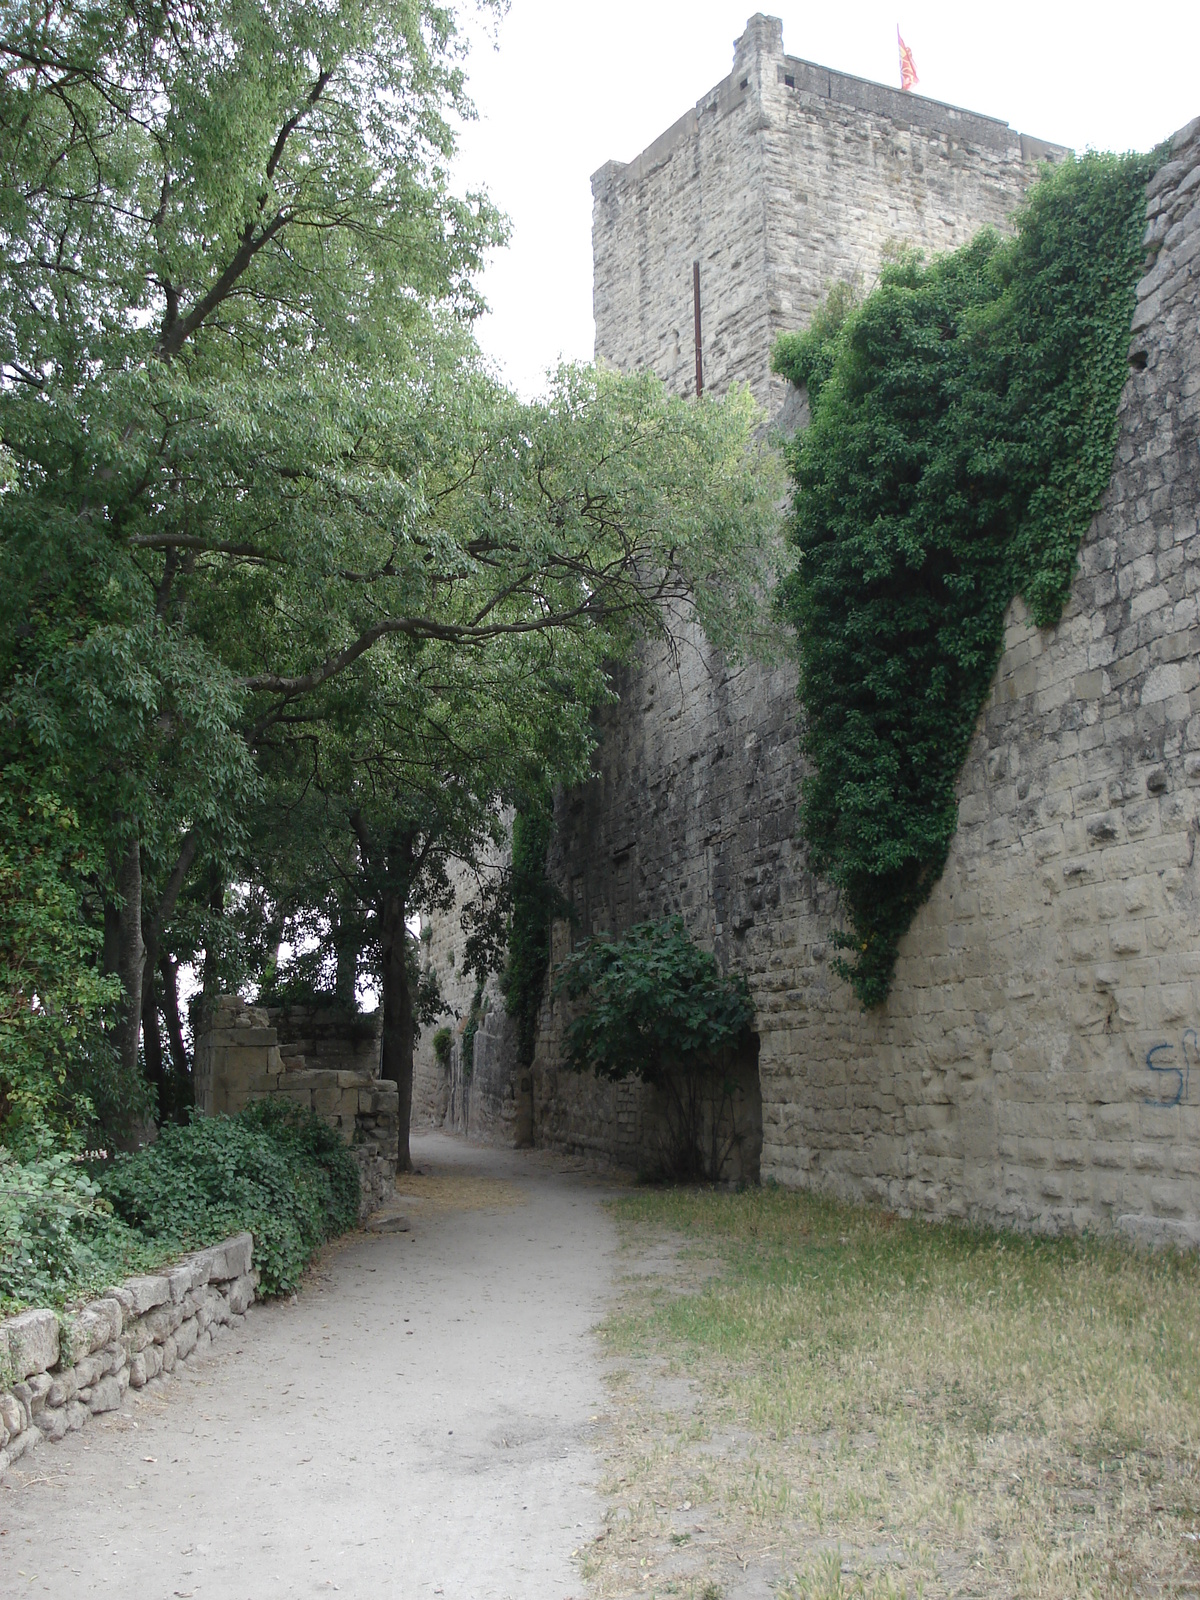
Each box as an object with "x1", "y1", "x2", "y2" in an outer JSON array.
[{"x1": 773, "y1": 150, "x2": 1164, "y2": 1008}]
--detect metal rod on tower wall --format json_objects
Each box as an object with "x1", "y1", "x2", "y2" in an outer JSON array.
[{"x1": 693, "y1": 259, "x2": 704, "y2": 398}]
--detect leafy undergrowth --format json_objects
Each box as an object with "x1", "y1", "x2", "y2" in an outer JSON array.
[
  {"x1": 586, "y1": 1186, "x2": 1200, "y2": 1600},
  {"x1": 0, "y1": 1101, "x2": 360, "y2": 1313}
]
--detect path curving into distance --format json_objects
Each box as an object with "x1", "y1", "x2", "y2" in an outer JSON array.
[{"x1": 0, "y1": 1134, "x2": 618, "y2": 1599}]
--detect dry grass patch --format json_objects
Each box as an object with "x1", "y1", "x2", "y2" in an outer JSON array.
[
  {"x1": 586, "y1": 1187, "x2": 1200, "y2": 1600},
  {"x1": 392, "y1": 1170, "x2": 527, "y2": 1211}
]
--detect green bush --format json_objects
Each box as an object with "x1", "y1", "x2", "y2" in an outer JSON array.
[
  {"x1": 0, "y1": 1102, "x2": 359, "y2": 1311},
  {"x1": 552, "y1": 917, "x2": 754, "y2": 1087},
  {"x1": 773, "y1": 151, "x2": 1162, "y2": 1006},
  {"x1": 553, "y1": 917, "x2": 755, "y2": 1180},
  {"x1": 99, "y1": 1101, "x2": 359, "y2": 1297},
  {"x1": 0, "y1": 769, "x2": 152, "y2": 1152},
  {"x1": 432, "y1": 1025, "x2": 453, "y2": 1068}
]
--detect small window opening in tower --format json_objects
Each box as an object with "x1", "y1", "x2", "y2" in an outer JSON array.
[
  {"x1": 740, "y1": 77, "x2": 749, "y2": 89},
  {"x1": 784, "y1": 74, "x2": 795, "y2": 88}
]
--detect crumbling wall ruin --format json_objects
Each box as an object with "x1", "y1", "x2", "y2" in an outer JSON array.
[{"x1": 195, "y1": 997, "x2": 398, "y2": 1218}]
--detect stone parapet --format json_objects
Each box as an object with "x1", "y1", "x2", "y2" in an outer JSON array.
[
  {"x1": 194, "y1": 997, "x2": 398, "y2": 1219},
  {"x1": 265, "y1": 1002, "x2": 382, "y2": 1078},
  {"x1": 0, "y1": 1233, "x2": 256, "y2": 1477}
]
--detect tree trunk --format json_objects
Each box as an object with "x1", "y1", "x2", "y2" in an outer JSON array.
[
  {"x1": 334, "y1": 911, "x2": 359, "y2": 1010},
  {"x1": 142, "y1": 972, "x2": 166, "y2": 1118},
  {"x1": 160, "y1": 955, "x2": 192, "y2": 1116},
  {"x1": 110, "y1": 833, "x2": 146, "y2": 1077},
  {"x1": 378, "y1": 888, "x2": 414, "y2": 1172},
  {"x1": 160, "y1": 956, "x2": 189, "y2": 1078}
]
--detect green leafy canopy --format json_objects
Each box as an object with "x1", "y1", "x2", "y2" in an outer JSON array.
[{"x1": 773, "y1": 150, "x2": 1162, "y2": 1007}]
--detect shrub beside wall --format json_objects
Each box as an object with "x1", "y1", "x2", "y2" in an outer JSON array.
[{"x1": 1, "y1": 1101, "x2": 359, "y2": 1314}]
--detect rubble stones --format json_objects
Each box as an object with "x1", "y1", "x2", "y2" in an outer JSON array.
[
  {"x1": 194, "y1": 997, "x2": 398, "y2": 1222},
  {"x1": 0, "y1": 1230, "x2": 258, "y2": 1478}
]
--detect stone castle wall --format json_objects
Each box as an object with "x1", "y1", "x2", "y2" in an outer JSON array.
[{"x1": 530, "y1": 111, "x2": 1200, "y2": 1244}]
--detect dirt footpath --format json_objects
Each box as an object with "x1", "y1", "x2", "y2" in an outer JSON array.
[{"x1": 0, "y1": 1134, "x2": 619, "y2": 1599}]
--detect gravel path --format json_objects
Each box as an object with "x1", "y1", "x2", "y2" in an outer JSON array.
[{"x1": 0, "y1": 1133, "x2": 618, "y2": 1599}]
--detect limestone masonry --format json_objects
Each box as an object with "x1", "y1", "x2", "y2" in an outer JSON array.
[
  {"x1": 417, "y1": 19, "x2": 1200, "y2": 1247},
  {"x1": 592, "y1": 12, "x2": 1063, "y2": 414},
  {"x1": 196, "y1": 996, "x2": 398, "y2": 1218},
  {"x1": 0, "y1": 1231, "x2": 257, "y2": 1475}
]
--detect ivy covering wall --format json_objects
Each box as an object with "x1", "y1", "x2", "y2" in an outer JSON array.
[{"x1": 772, "y1": 150, "x2": 1162, "y2": 1007}]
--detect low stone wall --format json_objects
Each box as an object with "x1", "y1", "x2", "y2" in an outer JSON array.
[
  {"x1": 195, "y1": 997, "x2": 398, "y2": 1218},
  {"x1": 0, "y1": 1232, "x2": 256, "y2": 1476},
  {"x1": 265, "y1": 1003, "x2": 382, "y2": 1078}
]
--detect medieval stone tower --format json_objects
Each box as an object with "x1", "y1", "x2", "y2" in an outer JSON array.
[
  {"x1": 591, "y1": 13, "x2": 1062, "y2": 412},
  {"x1": 415, "y1": 17, "x2": 1200, "y2": 1250}
]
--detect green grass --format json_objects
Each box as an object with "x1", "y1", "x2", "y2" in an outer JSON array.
[{"x1": 586, "y1": 1186, "x2": 1200, "y2": 1600}]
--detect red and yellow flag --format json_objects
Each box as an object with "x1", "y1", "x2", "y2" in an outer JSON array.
[{"x1": 897, "y1": 27, "x2": 919, "y2": 91}]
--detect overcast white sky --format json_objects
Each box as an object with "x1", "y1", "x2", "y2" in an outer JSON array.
[{"x1": 452, "y1": 0, "x2": 1200, "y2": 398}]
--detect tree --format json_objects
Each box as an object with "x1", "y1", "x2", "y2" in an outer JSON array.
[
  {"x1": 1, "y1": 0, "x2": 784, "y2": 1148},
  {"x1": 552, "y1": 917, "x2": 756, "y2": 1181},
  {"x1": 1, "y1": 0, "x2": 503, "y2": 1083},
  {"x1": 249, "y1": 365, "x2": 783, "y2": 1168}
]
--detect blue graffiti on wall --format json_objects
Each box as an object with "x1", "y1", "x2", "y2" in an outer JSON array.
[{"x1": 1144, "y1": 1029, "x2": 1198, "y2": 1107}]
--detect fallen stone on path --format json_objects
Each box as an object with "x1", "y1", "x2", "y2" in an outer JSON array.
[{"x1": 366, "y1": 1213, "x2": 411, "y2": 1234}]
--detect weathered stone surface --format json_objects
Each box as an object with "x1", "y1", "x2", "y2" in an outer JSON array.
[
  {"x1": 105, "y1": 1286, "x2": 134, "y2": 1323},
  {"x1": 0, "y1": 1391, "x2": 21, "y2": 1439},
  {"x1": 2, "y1": 1309, "x2": 60, "y2": 1380},
  {"x1": 211, "y1": 1233, "x2": 253, "y2": 1281},
  {"x1": 7, "y1": 1423, "x2": 41, "y2": 1460},
  {"x1": 174, "y1": 1317, "x2": 199, "y2": 1361},
  {"x1": 87, "y1": 1375, "x2": 124, "y2": 1415},
  {"x1": 195, "y1": 996, "x2": 396, "y2": 1218},
  {"x1": 227, "y1": 1273, "x2": 257, "y2": 1315},
  {"x1": 39, "y1": 1404, "x2": 69, "y2": 1443},
  {"x1": 26, "y1": 1371, "x2": 51, "y2": 1415},
  {"x1": 142, "y1": 1301, "x2": 186, "y2": 1342},
  {"x1": 165, "y1": 1262, "x2": 197, "y2": 1304},
  {"x1": 73, "y1": 1353, "x2": 105, "y2": 1389},
  {"x1": 122, "y1": 1274, "x2": 170, "y2": 1315},
  {"x1": 48, "y1": 1367, "x2": 78, "y2": 1408},
  {"x1": 366, "y1": 1213, "x2": 411, "y2": 1235}
]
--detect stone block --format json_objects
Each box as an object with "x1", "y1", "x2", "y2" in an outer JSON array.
[
  {"x1": 88, "y1": 1375, "x2": 124, "y2": 1415},
  {"x1": 228, "y1": 1272, "x2": 257, "y2": 1316},
  {"x1": 39, "y1": 1404, "x2": 69, "y2": 1444},
  {"x1": 47, "y1": 1368, "x2": 77, "y2": 1408},
  {"x1": 2, "y1": 1309, "x2": 59, "y2": 1380},
  {"x1": 7, "y1": 1424, "x2": 42, "y2": 1461},
  {"x1": 0, "y1": 1391, "x2": 21, "y2": 1439}
]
